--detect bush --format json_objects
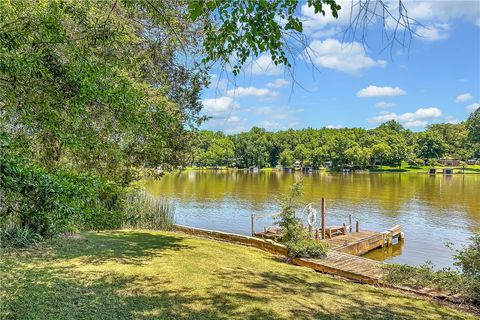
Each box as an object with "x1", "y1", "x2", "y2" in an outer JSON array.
[
  {"x1": 122, "y1": 191, "x2": 175, "y2": 230},
  {"x1": 0, "y1": 154, "x2": 124, "y2": 244},
  {"x1": 276, "y1": 180, "x2": 327, "y2": 258},
  {"x1": 383, "y1": 233, "x2": 480, "y2": 305},
  {"x1": 0, "y1": 226, "x2": 43, "y2": 248},
  {"x1": 407, "y1": 158, "x2": 425, "y2": 168},
  {"x1": 288, "y1": 239, "x2": 328, "y2": 258}
]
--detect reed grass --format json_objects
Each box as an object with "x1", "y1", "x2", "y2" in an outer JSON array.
[{"x1": 122, "y1": 191, "x2": 175, "y2": 230}]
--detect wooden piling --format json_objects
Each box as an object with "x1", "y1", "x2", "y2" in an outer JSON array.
[
  {"x1": 356, "y1": 220, "x2": 359, "y2": 232},
  {"x1": 349, "y1": 215, "x2": 352, "y2": 232},
  {"x1": 321, "y1": 198, "x2": 326, "y2": 239},
  {"x1": 251, "y1": 214, "x2": 256, "y2": 236}
]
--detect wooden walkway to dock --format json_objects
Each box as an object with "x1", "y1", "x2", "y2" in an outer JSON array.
[
  {"x1": 178, "y1": 224, "x2": 403, "y2": 284},
  {"x1": 293, "y1": 226, "x2": 403, "y2": 284},
  {"x1": 293, "y1": 250, "x2": 385, "y2": 284}
]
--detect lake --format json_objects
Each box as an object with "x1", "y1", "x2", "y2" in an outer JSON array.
[{"x1": 143, "y1": 170, "x2": 480, "y2": 268}]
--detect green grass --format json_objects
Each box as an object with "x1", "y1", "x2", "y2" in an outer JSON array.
[{"x1": 0, "y1": 230, "x2": 475, "y2": 319}]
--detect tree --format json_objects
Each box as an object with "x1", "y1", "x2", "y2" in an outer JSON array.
[
  {"x1": 371, "y1": 143, "x2": 391, "y2": 168},
  {"x1": 0, "y1": 0, "x2": 207, "y2": 184},
  {"x1": 279, "y1": 149, "x2": 294, "y2": 167},
  {"x1": 231, "y1": 127, "x2": 270, "y2": 167},
  {"x1": 416, "y1": 131, "x2": 447, "y2": 161},
  {"x1": 193, "y1": 131, "x2": 234, "y2": 167},
  {"x1": 311, "y1": 146, "x2": 330, "y2": 169},
  {"x1": 188, "y1": 1, "x2": 414, "y2": 75},
  {"x1": 466, "y1": 108, "x2": 480, "y2": 144}
]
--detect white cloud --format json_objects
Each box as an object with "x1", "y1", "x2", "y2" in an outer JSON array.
[
  {"x1": 300, "y1": 0, "x2": 480, "y2": 42},
  {"x1": 266, "y1": 78, "x2": 290, "y2": 88},
  {"x1": 357, "y1": 86, "x2": 407, "y2": 97},
  {"x1": 225, "y1": 125, "x2": 248, "y2": 134},
  {"x1": 202, "y1": 96, "x2": 238, "y2": 116},
  {"x1": 226, "y1": 86, "x2": 278, "y2": 98},
  {"x1": 415, "y1": 24, "x2": 450, "y2": 41},
  {"x1": 466, "y1": 103, "x2": 480, "y2": 112},
  {"x1": 304, "y1": 39, "x2": 386, "y2": 74},
  {"x1": 226, "y1": 115, "x2": 241, "y2": 123},
  {"x1": 375, "y1": 101, "x2": 396, "y2": 108},
  {"x1": 326, "y1": 124, "x2": 344, "y2": 129},
  {"x1": 445, "y1": 116, "x2": 459, "y2": 124},
  {"x1": 301, "y1": 1, "x2": 355, "y2": 31},
  {"x1": 250, "y1": 106, "x2": 303, "y2": 120},
  {"x1": 248, "y1": 55, "x2": 283, "y2": 75},
  {"x1": 405, "y1": 0, "x2": 480, "y2": 27},
  {"x1": 259, "y1": 120, "x2": 281, "y2": 129},
  {"x1": 404, "y1": 120, "x2": 428, "y2": 128},
  {"x1": 455, "y1": 93, "x2": 474, "y2": 103},
  {"x1": 369, "y1": 107, "x2": 443, "y2": 126}
]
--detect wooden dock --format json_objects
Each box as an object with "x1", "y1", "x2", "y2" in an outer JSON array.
[
  {"x1": 292, "y1": 251, "x2": 385, "y2": 284},
  {"x1": 177, "y1": 224, "x2": 402, "y2": 284},
  {"x1": 323, "y1": 226, "x2": 403, "y2": 256}
]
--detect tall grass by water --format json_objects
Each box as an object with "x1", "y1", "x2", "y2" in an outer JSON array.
[{"x1": 123, "y1": 191, "x2": 175, "y2": 230}]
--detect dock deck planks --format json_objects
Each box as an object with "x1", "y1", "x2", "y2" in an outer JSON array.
[
  {"x1": 293, "y1": 250, "x2": 385, "y2": 284},
  {"x1": 291, "y1": 228, "x2": 404, "y2": 283}
]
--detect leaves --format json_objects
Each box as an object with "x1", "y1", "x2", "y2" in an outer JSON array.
[{"x1": 189, "y1": 0, "x2": 342, "y2": 74}]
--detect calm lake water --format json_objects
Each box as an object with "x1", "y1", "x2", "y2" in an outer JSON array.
[{"x1": 143, "y1": 170, "x2": 480, "y2": 268}]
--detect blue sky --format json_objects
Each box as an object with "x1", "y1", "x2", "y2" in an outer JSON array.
[{"x1": 200, "y1": 0, "x2": 480, "y2": 133}]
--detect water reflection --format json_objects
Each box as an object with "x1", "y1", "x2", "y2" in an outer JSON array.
[{"x1": 143, "y1": 171, "x2": 480, "y2": 268}]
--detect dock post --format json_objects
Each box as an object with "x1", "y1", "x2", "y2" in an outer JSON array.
[
  {"x1": 315, "y1": 228, "x2": 319, "y2": 240},
  {"x1": 308, "y1": 225, "x2": 312, "y2": 239},
  {"x1": 355, "y1": 220, "x2": 359, "y2": 232},
  {"x1": 251, "y1": 214, "x2": 256, "y2": 236},
  {"x1": 321, "y1": 198, "x2": 326, "y2": 239},
  {"x1": 349, "y1": 215, "x2": 352, "y2": 232}
]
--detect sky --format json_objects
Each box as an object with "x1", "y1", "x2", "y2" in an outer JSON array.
[{"x1": 200, "y1": 0, "x2": 480, "y2": 133}]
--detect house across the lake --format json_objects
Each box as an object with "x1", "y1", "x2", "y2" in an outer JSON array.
[
  {"x1": 323, "y1": 161, "x2": 333, "y2": 168},
  {"x1": 293, "y1": 160, "x2": 302, "y2": 170},
  {"x1": 467, "y1": 159, "x2": 478, "y2": 165},
  {"x1": 438, "y1": 158, "x2": 461, "y2": 166}
]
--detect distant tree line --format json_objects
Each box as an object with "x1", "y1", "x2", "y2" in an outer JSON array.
[{"x1": 192, "y1": 110, "x2": 480, "y2": 169}]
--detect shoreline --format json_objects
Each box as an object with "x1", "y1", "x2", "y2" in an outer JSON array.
[{"x1": 180, "y1": 166, "x2": 480, "y2": 174}]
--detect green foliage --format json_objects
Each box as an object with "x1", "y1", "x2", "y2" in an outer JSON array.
[
  {"x1": 384, "y1": 233, "x2": 480, "y2": 305},
  {"x1": 189, "y1": 0, "x2": 341, "y2": 75},
  {"x1": 279, "y1": 149, "x2": 294, "y2": 167},
  {"x1": 416, "y1": 131, "x2": 447, "y2": 160},
  {"x1": 288, "y1": 238, "x2": 328, "y2": 258},
  {"x1": 122, "y1": 191, "x2": 175, "y2": 230},
  {"x1": 0, "y1": 153, "x2": 124, "y2": 241},
  {"x1": 0, "y1": 0, "x2": 207, "y2": 184},
  {"x1": 193, "y1": 131, "x2": 234, "y2": 167},
  {"x1": 466, "y1": 108, "x2": 480, "y2": 144},
  {"x1": 276, "y1": 180, "x2": 327, "y2": 258},
  {"x1": 454, "y1": 234, "x2": 480, "y2": 280},
  {"x1": 407, "y1": 158, "x2": 425, "y2": 168},
  {"x1": 0, "y1": 226, "x2": 43, "y2": 248},
  {"x1": 231, "y1": 127, "x2": 270, "y2": 168},
  {"x1": 193, "y1": 119, "x2": 474, "y2": 169}
]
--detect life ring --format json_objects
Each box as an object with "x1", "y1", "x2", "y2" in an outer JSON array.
[
  {"x1": 303, "y1": 203, "x2": 317, "y2": 227},
  {"x1": 307, "y1": 208, "x2": 317, "y2": 226}
]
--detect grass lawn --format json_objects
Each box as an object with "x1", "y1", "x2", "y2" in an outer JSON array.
[{"x1": 0, "y1": 230, "x2": 475, "y2": 320}]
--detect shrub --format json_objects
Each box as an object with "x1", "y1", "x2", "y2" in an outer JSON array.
[
  {"x1": 0, "y1": 226, "x2": 43, "y2": 248},
  {"x1": 383, "y1": 233, "x2": 480, "y2": 305},
  {"x1": 0, "y1": 154, "x2": 124, "y2": 244},
  {"x1": 288, "y1": 239, "x2": 328, "y2": 258},
  {"x1": 122, "y1": 191, "x2": 175, "y2": 230},
  {"x1": 407, "y1": 158, "x2": 425, "y2": 168},
  {"x1": 276, "y1": 180, "x2": 327, "y2": 258}
]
